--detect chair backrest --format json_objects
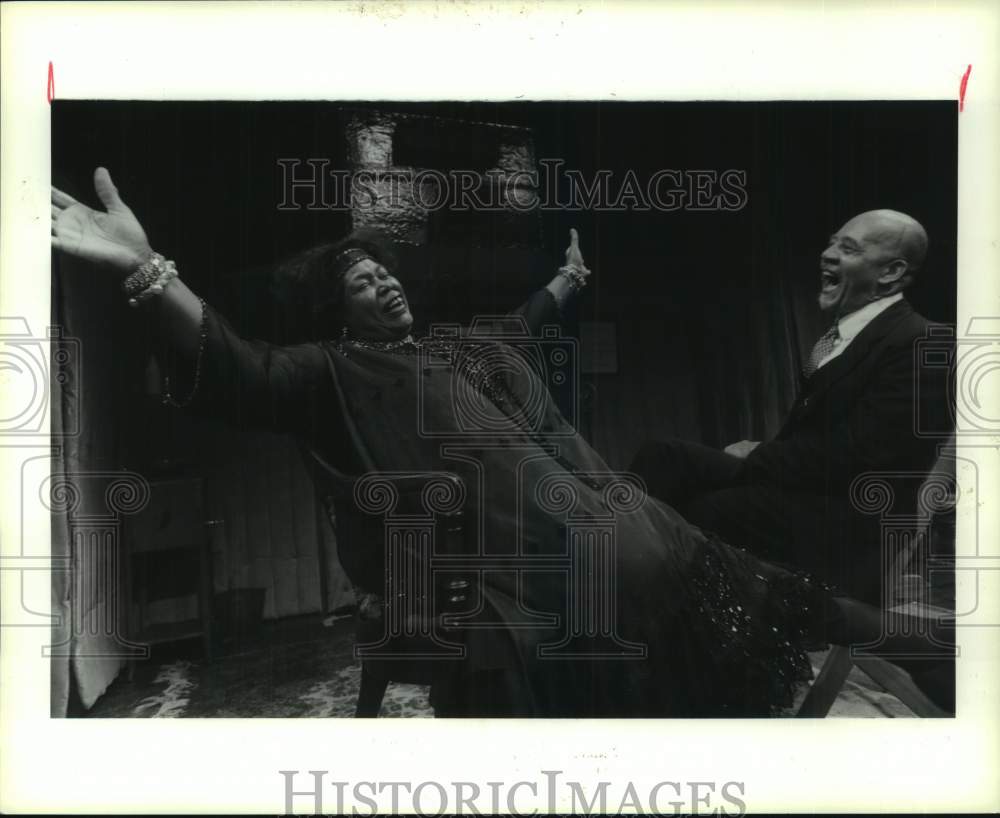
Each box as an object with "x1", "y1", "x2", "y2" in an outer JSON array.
[
  {"x1": 897, "y1": 439, "x2": 957, "y2": 610},
  {"x1": 299, "y1": 447, "x2": 385, "y2": 597},
  {"x1": 299, "y1": 446, "x2": 469, "y2": 607},
  {"x1": 850, "y1": 439, "x2": 956, "y2": 612}
]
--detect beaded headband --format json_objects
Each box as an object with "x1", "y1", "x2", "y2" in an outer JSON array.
[{"x1": 331, "y1": 247, "x2": 376, "y2": 279}]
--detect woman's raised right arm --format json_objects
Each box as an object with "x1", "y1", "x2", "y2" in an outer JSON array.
[
  {"x1": 52, "y1": 167, "x2": 204, "y2": 356},
  {"x1": 52, "y1": 168, "x2": 332, "y2": 436}
]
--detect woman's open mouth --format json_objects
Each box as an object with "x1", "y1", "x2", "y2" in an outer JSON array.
[{"x1": 382, "y1": 293, "x2": 407, "y2": 315}]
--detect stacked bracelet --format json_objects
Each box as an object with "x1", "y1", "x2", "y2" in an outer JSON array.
[
  {"x1": 122, "y1": 252, "x2": 179, "y2": 307},
  {"x1": 122, "y1": 251, "x2": 166, "y2": 294},
  {"x1": 558, "y1": 264, "x2": 589, "y2": 291}
]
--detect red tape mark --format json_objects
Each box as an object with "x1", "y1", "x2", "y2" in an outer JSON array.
[
  {"x1": 959, "y1": 64, "x2": 972, "y2": 112},
  {"x1": 47, "y1": 61, "x2": 55, "y2": 104}
]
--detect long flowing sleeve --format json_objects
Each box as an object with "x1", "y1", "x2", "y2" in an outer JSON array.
[
  {"x1": 511, "y1": 288, "x2": 563, "y2": 334},
  {"x1": 157, "y1": 302, "x2": 334, "y2": 438}
]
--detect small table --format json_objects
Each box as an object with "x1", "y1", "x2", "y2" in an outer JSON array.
[{"x1": 125, "y1": 475, "x2": 215, "y2": 666}]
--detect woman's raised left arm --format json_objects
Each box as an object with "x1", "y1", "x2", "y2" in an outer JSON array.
[
  {"x1": 544, "y1": 227, "x2": 591, "y2": 309},
  {"x1": 512, "y1": 228, "x2": 591, "y2": 333}
]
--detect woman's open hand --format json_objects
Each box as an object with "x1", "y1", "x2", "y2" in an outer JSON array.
[
  {"x1": 564, "y1": 227, "x2": 591, "y2": 281},
  {"x1": 546, "y1": 228, "x2": 592, "y2": 306},
  {"x1": 51, "y1": 167, "x2": 152, "y2": 273}
]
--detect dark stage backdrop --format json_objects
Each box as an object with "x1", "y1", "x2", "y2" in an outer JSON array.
[{"x1": 51, "y1": 100, "x2": 957, "y2": 623}]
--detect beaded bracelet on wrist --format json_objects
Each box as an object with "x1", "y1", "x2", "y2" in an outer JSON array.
[
  {"x1": 122, "y1": 252, "x2": 169, "y2": 296},
  {"x1": 128, "y1": 265, "x2": 178, "y2": 307},
  {"x1": 558, "y1": 264, "x2": 589, "y2": 290}
]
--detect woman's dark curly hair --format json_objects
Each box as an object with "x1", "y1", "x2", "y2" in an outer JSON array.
[{"x1": 270, "y1": 228, "x2": 397, "y2": 340}]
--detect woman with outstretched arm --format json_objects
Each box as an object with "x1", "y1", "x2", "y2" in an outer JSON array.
[{"x1": 52, "y1": 168, "x2": 954, "y2": 716}]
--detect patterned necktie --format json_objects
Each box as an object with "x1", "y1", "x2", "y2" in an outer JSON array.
[{"x1": 803, "y1": 324, "x2": 841, "y2": 377}]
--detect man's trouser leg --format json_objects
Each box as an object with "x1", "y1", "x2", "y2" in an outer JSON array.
[{"x1": 628, "y1": 438, "x2": 744, "y2": 510}]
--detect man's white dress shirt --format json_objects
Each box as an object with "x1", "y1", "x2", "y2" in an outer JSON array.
[{"x1": 815, "y1": 293, "x2": 903, "y2": 372}]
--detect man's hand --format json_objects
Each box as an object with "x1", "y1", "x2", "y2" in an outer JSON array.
[{"x1": 724, "y1": 440, "x2": 761, "y2": 459}]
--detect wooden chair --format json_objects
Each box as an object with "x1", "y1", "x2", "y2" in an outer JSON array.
[
  {"x1": 302, "y1": 449, "x2": 472, "y2": 717},
  {"x1": 796, "y1": 468, "x2": 956, "y2": 717}
]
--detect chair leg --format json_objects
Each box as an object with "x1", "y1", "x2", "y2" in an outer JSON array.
[
  {"x1": 355, "y1": 664, "x2": 390, "y2": 717},
  {"x1": 853, "y1": 656, "x2": 951, "y2": 717},
  {"x1": 796, "y1": 645, "x2": 854, "y2": 717},
  {"x1": 199, "y1": 545, "x2": 214, "y2": 664}
]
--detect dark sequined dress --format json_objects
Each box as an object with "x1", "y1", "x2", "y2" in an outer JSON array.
[{"x1": 184, "y1": 290, "x2": 825, "y2": 716}]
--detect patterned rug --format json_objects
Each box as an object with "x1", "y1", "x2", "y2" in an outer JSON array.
[
  {"x1": 84, "y1": 617, "x2": 913, "y2": 718},
  {"x1": 87, "y1": 616, "x2": 434, "y2": 718}
]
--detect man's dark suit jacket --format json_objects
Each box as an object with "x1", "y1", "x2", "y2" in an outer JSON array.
[
  {"x1": 742, "y1": 298, "x2": 952, "y2": 506},
  {"x1": 635, "y1": 297, "x2": 954, "y2": 603}
]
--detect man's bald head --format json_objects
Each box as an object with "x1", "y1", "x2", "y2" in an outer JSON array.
[
  {"x1": 845, "y1": 209, "x2": 928, "y2": 273},
  {"x1": 819, "y1": 209, "x2": 930, "y2": 316}
]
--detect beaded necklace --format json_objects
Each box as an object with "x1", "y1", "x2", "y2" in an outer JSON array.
[
  {"x1": 336, "y1": 334, "x2": 514, "y2": 411},
  {"x1": 339, "y1": 334, "x2": 420, "y2": 354},
  {"x1": 335, "y1": 334, "x2": 607, "y2": 492}
]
